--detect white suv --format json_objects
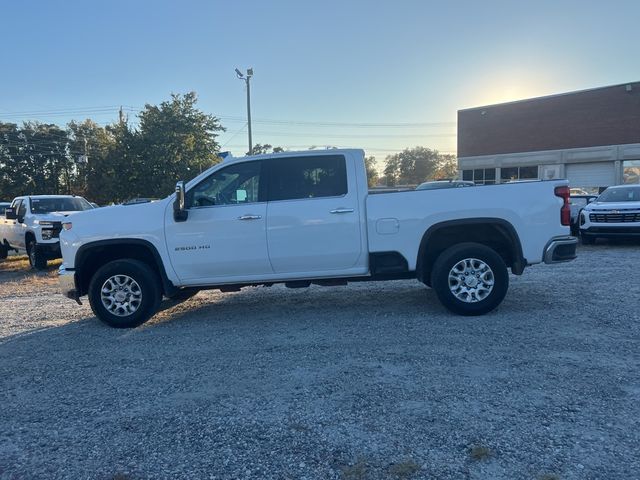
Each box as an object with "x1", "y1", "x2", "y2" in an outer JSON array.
[{"x1": 579, "y1": 185, "x2": 640, "y2": 244}]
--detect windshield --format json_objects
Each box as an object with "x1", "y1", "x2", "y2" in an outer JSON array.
[
  {"x1": 30, "y1": 197, "x2": 93, "y2": 214},
  {"x1": 596, "y1": 187, "x2": 640, "y2": 203}
]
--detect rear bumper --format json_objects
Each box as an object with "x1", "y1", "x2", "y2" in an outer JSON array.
[
  {"x1": 543, "y1": 236, "x2": 578, "y2": 264},
  {"x1": 58, "y1": 266, "x2": 82, "y2": 305}
]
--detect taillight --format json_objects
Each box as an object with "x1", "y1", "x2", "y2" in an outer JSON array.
[{"x1": 554, "y1": 185, "x2": 571, "y2": 226}]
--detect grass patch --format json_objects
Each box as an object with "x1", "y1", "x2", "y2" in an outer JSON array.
[
  {"x1": 388, "y1": 458, "x2": 421, "y2": 478},
  {"x1": 469, "y1": 444, "x2": 493, "y2": 461},
  {"x1": 0, "y1": 255, "x2": 60, "y2": 296},
  {"x1": 538, "y1": 474, "x2": 561, "y2": 480}
]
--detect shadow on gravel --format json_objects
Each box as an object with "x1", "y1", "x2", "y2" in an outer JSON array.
[{"x1": 144, "y1": 282, "x2": 441, "y2": 330}]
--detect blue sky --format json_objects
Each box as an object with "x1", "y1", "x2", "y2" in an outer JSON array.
[{"x1": 2, "y1": 0, "x2": 639, "y2": 161}]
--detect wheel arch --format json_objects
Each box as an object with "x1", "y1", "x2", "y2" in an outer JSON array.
[
  {"x1": 416, "y1": 218, "x2": 526, "y2": 284},
  {"x1": 75, "y1": 239, "x2": 177, "y2": 297}
]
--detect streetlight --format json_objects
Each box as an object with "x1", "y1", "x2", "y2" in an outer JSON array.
[{"x1": 235, "y1": 67, "x2": 254, "y2": 155}]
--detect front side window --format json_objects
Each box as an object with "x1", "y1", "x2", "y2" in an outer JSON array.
[
  {"x1": 188, "y1": 161, "x2": 262, "y2": 207},
  {"x1": 17, "y1": 200, "x2": 27, "y2": 218},
  {"x1": 268, "y1": 155, "x2": 347, "y2": 201}
]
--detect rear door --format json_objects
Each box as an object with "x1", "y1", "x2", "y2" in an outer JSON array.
[{"x1": 265, "y1": 153, "x2": 364, "y2": 275}]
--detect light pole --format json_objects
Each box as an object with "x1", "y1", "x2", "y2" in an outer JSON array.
[{"x1": 235, "y1": 67, "x2": 254, "y2": 155}]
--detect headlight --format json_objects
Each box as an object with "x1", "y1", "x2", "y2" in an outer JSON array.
[
  {"x1": 38, "y1": 221, "x2": 55, "y2": 240},
  {"x1": 62, "y1": 222, "x2": 73, "y2": 231}
]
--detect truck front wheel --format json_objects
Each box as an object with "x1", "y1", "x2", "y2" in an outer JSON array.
[
  {"x1": 430, "y1": 243, "x2": 508, "y2": 316},
  {"x1": 27, "y1": 240, "x2": 48, "y2": 270},
  {"x1": 88, "y1": 259, "x2": 161, "y2": 328}
]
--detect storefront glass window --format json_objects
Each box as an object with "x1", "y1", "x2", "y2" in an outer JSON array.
[{"x1": 623, "y1": 160, "x2": 640, "y2": 184}]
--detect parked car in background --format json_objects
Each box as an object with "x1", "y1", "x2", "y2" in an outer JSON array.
[
  {"x1": 416, "y1": 180, "x2": 475, "y2": 190},
  {"x1": 579, "y1": 185, "x2": 640, "y2": 244},
  {"x1": 569, "y1": 194, "x2": 597, "y2": 235},
  {"x1": 0, "y1": 195, "x2": 94, "y2": 268}
]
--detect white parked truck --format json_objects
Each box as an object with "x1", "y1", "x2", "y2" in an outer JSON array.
[
  {"x1": 0, "y1": 195, "x2": 94, "y2": 269},
  {"x1": 58, "y1": 149, "x2": 577, "y2": 328}
]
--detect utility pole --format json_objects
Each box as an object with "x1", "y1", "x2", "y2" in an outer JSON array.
[{"x1": 235, "y1": 68, "x2": 254, "y2": 155}]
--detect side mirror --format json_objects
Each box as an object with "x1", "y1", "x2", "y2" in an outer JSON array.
[
  {"x1": 173, "y1": 181, "x2": 188, "y2": 222},
  {"x1": 4, "y1": 207, "x2": 17, "y2": 220}
]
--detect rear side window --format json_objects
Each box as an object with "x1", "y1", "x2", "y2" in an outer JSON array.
[{"x1": 268, "y1": 155, "x2": 347, "y2": 201}]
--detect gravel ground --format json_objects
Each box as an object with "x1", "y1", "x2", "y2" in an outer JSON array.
[{"x1": 1, "y1": 243, "x2": 639, "y2": 480}]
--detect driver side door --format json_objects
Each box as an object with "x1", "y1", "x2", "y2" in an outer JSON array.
[{"x1": 164, "y1": 160, "x2": 273, "y2": 284}]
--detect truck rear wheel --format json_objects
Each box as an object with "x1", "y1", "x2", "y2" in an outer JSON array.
[
  {"x1": 430, "y1": 243, "x2": 508, "y2": 316},
  {"x1": 88, "y1": 259, "x2": 161, "y2": 328},
  {"x1": 27, "y1": 240, "x2": 48, "y2": 270}
]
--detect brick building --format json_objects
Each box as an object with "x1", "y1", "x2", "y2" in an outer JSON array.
[{"x1": 457, "y1": 82, "x2": 640, "y2": 191}]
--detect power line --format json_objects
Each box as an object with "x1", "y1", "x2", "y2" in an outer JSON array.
[
  {"x1": 247, "y1": 131, "x2": 455, "y2": 139},
  {"x1": 1, "y1": 105, "x2": 455, "y2": 128}
]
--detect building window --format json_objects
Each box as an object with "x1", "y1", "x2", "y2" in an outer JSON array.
[
  {"x1": 462, "y1": 168, "x2": 496, "y2": 185},
  {"x1": 520, "y1": 166, "x2": 538, "y2": 179},
  {"x1": 501, "y1": 166, "x2": 538, "y2": 182},
  {"x1": 623, "y1": 160, "x2": 640, "y2": 184}
]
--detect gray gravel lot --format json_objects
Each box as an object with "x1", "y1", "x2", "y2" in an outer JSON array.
[{"x1": 1, "y1": 243, "x2": 639, "y2": 480}]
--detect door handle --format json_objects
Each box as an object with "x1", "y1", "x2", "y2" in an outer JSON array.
[
  {"x1": 237, "y1": 214, "x2": 262, "y2": 220},
  {"x1": 330, "y1": 208, "x2": 354, "y2": 214}
]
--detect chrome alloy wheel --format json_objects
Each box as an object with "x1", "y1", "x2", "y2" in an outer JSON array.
[
  {"x1": 100, "y1": 275, "x2": 143, "y2": 316},
  {"x1": 448, "y1": 258, "x2": 495, "y2": 303}
]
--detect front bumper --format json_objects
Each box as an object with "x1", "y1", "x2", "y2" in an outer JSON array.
[
  {"x1": 580, "y1": 226, "x2": 640, "y2": 237},
  {"x1": 37, "y1": 241, "x2": 62, "y2": 259},
  {"x1": 543, "y1": 236, "x2": 578, "y2": 264},
  {"x1": 58, "y1": 266, "x2": 82, "y2": 305}
]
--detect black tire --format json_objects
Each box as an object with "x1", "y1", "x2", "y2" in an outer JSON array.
[
  {"x1": 430, "y1": 242, "x2": 509, "y2": 316},
  {"x1": 88, "y1": 259, "x2": 162, "y2": 328},
  {"x1": 0, "y1": 242, "x2": 7, "y2": 260},
  {"x1": 27, "y1": 240, "x2": 47, "y2": 270},
  {"x1": 581, "y1": 233, "x2": 596, "y2": 245}
]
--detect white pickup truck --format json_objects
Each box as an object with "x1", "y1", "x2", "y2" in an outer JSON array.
[
  {"x1": 58, "y1": 149, "x2": 577, "y2": 328},
  {"x1": 0, "y1": 195, "x2": 94, "y2": 269}
]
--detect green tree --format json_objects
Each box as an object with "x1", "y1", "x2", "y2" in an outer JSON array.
[
  {"x1": 136, "y1": 92, "x2": 225, "y2": 198},
  {"x1": 67, "y1": 120, "x2": 114, "y2": 201},
  {"x1": 364, "y1": 156, "x2": 379, "y2": 187},
  {"x1": 433, "y1": 154, "x2": 459, "y2": 180},
  {"x1": 383, "y1": 154, "x2": 401, "y2": 186},
  {"x1": 249, "y1": 143, "x2": 284, "y2": 155},
  {"x1": 384, "y1": 147, "x2": 451, "y2": 185},
  {"x1": 0, "y1": 122, "x2": 72, "y2": 196},
  {"x1": 0, "y1": 122, "x2": 27, "y2": 199}
]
